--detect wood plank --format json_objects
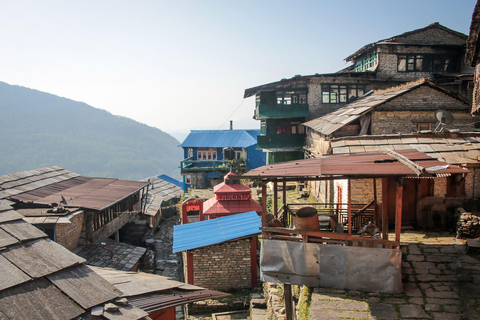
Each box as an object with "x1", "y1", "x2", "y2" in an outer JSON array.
[
  {"x1": 47, "y1": 264, "x2": 121, "y2": 309},
  {"x1": 395, "y1": 182, "x2": 403, "y2": 243},
  {"x1": 0, "y1": 255, "x2": 31, "y2": 291},
  {"x1": 0, "y1": 220, "x2": 47, "y2": 241}
]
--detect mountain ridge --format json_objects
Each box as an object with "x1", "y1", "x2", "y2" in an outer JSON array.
[{"x1": 0, "y1": 81, "x2": 182, "y2": 180}]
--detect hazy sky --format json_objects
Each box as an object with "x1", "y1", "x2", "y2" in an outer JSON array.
[{"x1": 0, "y1": 0, "x2": 477, "y2": 139}]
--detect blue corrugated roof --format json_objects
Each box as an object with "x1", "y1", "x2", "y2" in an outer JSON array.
[
  {"x1": 178, "y1": 130, "x2": 260, "y2": 148},
  {"x1": 172, "y1": 211, "x2": 261, "y2": 253},
  {"x1": 156, "y1": 174, "x2": 183, "y2": 188}
]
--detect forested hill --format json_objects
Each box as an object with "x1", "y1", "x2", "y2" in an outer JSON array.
[{"x1": 0, "y1": 81, "x2": 182, "y2": 180}]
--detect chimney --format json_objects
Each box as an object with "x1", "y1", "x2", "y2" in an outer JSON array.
[{"x1": 230, "y1": 120, "x2": 233, "y2": 130}]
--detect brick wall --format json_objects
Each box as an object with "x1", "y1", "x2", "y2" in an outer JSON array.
[
  {"x1": 191, "y1": 238, "x2": 252, "y2": 291},
  {"x1": 56, "y1": 211, "x2": 84, "y2": 250}
]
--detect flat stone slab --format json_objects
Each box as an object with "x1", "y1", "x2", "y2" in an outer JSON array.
[
  {"x1": 398, "y1": 304, "x2": 431, "y2": 318},
  {"x1": 369, "y1": 303, "x2": 397, "y2": 319}
]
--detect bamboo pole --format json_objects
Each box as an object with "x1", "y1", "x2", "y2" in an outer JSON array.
[{"x1": 395, "y1": 180, "x2": 403, "y2": 243}]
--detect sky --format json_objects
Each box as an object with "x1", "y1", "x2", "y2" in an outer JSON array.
[{"x1": 0, "y1": 0, "x2": 477, "y2": 141}]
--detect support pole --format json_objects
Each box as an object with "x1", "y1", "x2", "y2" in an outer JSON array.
[
  {"x1": 283, "y1": 180, "x2": 287, "y2": 226},
  {"x1": 284, "y1": 283, "x2": 294, "y2": 320},
  {"x1": 348, "y1": 179, "x2": 352, "y2": 236},
  {"x1": 274, "y1": 180, "x2": 278, "y2": 217},
  {"x1": 373, "y1": 178, "x2": 379, "y2": 227},
  {"x1": 382, "y1": 178, "x2": 389, "y2": 240},
  {"x1": 261, "y1": 182, "x2": 267, "y2": 228},
  {"x1": 395, "y1": 180, "x2": 403, "y2": 243}
]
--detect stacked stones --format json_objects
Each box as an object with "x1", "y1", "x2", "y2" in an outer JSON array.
[{"x1": 456, "y1": 207, "x2": 480, "y2": 239}]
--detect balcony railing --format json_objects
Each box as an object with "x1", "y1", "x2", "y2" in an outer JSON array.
[
  {"x1": 180, "y1": 157, "x2": 231, "y2": 173},
  {"x1": 257, "y1": 134, "x2": 305, "y2": 149},
  {"x1": 254, "y1": 103, "x2": 309, "y2": 120}
]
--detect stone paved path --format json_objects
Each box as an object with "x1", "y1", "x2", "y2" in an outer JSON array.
[
  {"x1": 153, "y1": 214, "x2": 183, "y2": 280},
  {"x1": 309, "y1": 231, "x2": 480, "y2": 320}
]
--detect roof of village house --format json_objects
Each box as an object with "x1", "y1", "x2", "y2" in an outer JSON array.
[
  {"x1": 142, "y1": 175, "x2": 182, "y2": 217},
  {"x1": 466, "y1": 0, "x2": 480, "y2": 67},
  {"x1": 74, "y1": 238, "x2": 147, "y2": 271},
  {"x1": 345, "y1": 22, "x2": 468, "y2": 62},
  {"x1": 0, "y1": 166, "x2": 148, "y2": 211},
  {"x1": 178, "y1": 129, "x2": 260, "y2": 148},
  {"x1": 241, "y1": 149, "x2": 468, "y2": 181},
  {"x1": 172, "y1": 211, "x2": 261, "y2": 253},
  {"x1": 327, "y1": 132, "x2": 480, "y2": 165},
  {"x1": 303, "y1": 79, "x2": 470, "y2": 137},
  {"x1": 91, "y1": 266, "x2": 229, "y2": 313},
  {"x1": 0, "y1": 202, "x2": 150, "y2": 320}
]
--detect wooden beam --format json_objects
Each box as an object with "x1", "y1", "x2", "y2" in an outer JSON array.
[
  {"x1": 382, "y1": 178, "x2": 388, "y2": 240},
  {"x1": 284, "y1": 284, "x2": 294, "y2": 320},
  {"x1": 373, "y1": 178, "x2": 380, "y2": 227},
  {"x1": 274, "y1": 180, "x2": 278, "y2": 218},
  {"x1": 251, "y1": 236, "x2": 258, "y2": 288},
  {"x1": 262, "y1": 182, "x2": 267, "y2": 228},
  {"x1": 395, "y1": 180, "x2": 403, "y2": 243},
  {"x1": 348, "y1": 179, "x2": 352, "y2": 236}
]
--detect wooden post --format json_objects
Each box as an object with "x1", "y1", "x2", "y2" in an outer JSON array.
[
  {"x1": 348, "y1": 179, "x2": 352, "y2": 236},
  {"x1": 186, "y1": 251, "x2": 194, "y2": 285},
  {"x1": 382, "y1": 178, "x2": 388, "y2": 240},
  {"x1": 395, "y1": 180, "x2": 403, "y2": 243},
  {"x1": 274, "y1": 180, "x2": 278, "y2": 217},
  {"x1": 262, "y1": 182, "x2": 267, "y2": 228},
  {"x1": 251, "y1": 236, "x2": 258, "y2": 288},
  {"x1": 373, "y1": 178, "x2": 379, "y2": 227},
  {"x1": 284, "y1": 283, "x2": 294, "y2": 320},
  {"x1": 283, "y1": 180, "x2": 287, "y2": 226}
]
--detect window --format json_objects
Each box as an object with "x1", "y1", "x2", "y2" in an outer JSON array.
[
  {"x1": 416, "y1": 123, "x2": 432, "y2": 131},
  {"x1": 234, "y1": 150, "x2": 243, "y2": 159},
  {"x1": 188, "y1": 148, "x2": 193, "y2": 158},
  {"x1": 354, "y1": 51, "x2": 378, "y2": 72},
  {"x1": 197, "y1": 148, "x2": 216, "y2": 160},
  {"x1": 276, "y1": 121, "x2": 304, "y2": 135},
  {"x1": 322, "y1": 84, "x2": 365, "y2": 104},
  {"x1": 397, "y1": 54, "x2": 460, "y2": 72},
  {"x1": 34, "y1": 224, "x2": 55, "y2": 241},
  {"x1": 276, "y1": 88, "x2": 307, "y2": 105},
  {"x1": 185, "y1": 175, "x2": 191, "y2": 184}
]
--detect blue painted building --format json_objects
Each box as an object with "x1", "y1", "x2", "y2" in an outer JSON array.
[{"x1": 178, "y1": 129, "x2": 266, "y2": 190}]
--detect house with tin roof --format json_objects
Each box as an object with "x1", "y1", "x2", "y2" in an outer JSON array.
[
  {"x1": 244, "y1": 23, "x2": 473, "y2": 164},
  {"x1": 179, "y1": 129, "x2": 266, "y2": 190},
  {"x1": 0, "y1": 166, "x2": 150, "y2": 250},
  {"x1": 302, "y1": 79, "x2": 478, "y2": 229}
]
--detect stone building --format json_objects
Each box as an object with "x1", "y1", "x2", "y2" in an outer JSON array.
[
  {"x1": 244, "y1": 23, "x2": 473, "y2": 164},
  {"x1": 173, "y1": 211, "x2": 261, "y2": 291},
  {"x1": 302, "y1": 80, "x2": 479, "y2": 228},
  {"x1": 0, "y1": 166, "x2": 149, "y2": 250},
  {"x1": 466, "y1": 0, "x2": 480, "y2": 114}
]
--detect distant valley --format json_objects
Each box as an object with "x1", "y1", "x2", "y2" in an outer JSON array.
[{"x1": 0, "y1": 81, "x2": 183, "y2": 181}]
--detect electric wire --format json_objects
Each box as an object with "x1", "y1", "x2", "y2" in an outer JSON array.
[{"x1": 217, "y1": 98, "x2": 246, "y2": 130}]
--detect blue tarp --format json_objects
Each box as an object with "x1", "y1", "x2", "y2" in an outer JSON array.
[{"x1": 173, "y1": 211, "x2": 261, "y2": 253}]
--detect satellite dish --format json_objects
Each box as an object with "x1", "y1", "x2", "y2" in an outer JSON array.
[
  {"x1": 435, "y1": 110, "x2": 454, "y2": 124},
  {"x1": 433, "y1": 110, "x2": 454, "y2": 133}
]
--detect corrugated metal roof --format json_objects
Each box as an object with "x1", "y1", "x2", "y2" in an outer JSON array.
[
  {"x1": 173, "y1": 211, "x2": 261, "y2": 253},
  {"x1": 3, "y1": 172, "x2": 148, "y2": 211},
  {"x1": 178, "y1": 130, "x2": 260, "y2": 148},
  {"x1": 242, "y1": 149, "x2": 468, "y2": 180}
]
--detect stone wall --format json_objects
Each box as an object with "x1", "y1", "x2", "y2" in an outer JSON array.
[
  {"x1": 191, "y1": 238, "x2": 252, "y2": 291},
  {"x1": 56, "y1": 211, "x2": 84, "y2": 250}
]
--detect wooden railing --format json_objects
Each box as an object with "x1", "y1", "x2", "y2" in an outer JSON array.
[
  {"x1": 261, "y1": 227, "x2": 399, "y2": 249},
  {"x1": 278, "y1": 202, "x2": 376, "y2": 232}
]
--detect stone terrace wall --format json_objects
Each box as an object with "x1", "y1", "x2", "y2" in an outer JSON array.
[
  {"x1": 192, "y1": 238, "x2": 252, "y2": 291},
  {"x1": 56, "y1": 211, "x2": 84, "y2": 250}
]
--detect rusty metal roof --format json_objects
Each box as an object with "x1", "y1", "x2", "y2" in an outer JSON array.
[
  {"x1": 0, "y1": 166, "x2": 148, "y2": 211},
  {"x1": 91, "y1": 266, "x2": 229, "y2": 314},
  {"x1": 241, "y1": 149, "x2": 468, "y2": 181}
]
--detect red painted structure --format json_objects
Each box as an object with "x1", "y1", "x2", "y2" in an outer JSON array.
[
  {"x1": 181, "y1": 198, "x2": 204, "y2": 223},
  {"x1": 203, "y1": 172, "x2": 262, "y2": 219}
]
